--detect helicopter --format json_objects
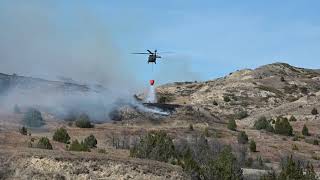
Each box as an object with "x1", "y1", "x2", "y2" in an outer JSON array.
[{"x1": 132, "y1": 49, "x2": 171, "y2": 64}]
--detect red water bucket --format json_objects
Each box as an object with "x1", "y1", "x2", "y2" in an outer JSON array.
[{"x1": 149, "y1": 80, "x2": 155, "y2": 86}]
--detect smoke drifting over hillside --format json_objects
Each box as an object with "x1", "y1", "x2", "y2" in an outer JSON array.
[{"x1": 0, "y1": 2, "x2": 139, "y2": 121}]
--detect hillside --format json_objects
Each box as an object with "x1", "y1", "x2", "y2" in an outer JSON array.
[
  {"x1": 0, "y1": 73, "x2": 91, "y2": 94},
  {"x1": 156, "y1": 62, "x2": 320, "y2": 123},
  {"x1": 0, "y1": 62, "x2": 320, "y2": 179}
]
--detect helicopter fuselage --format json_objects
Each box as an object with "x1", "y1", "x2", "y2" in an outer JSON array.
[{"x1": 148, "y1": 54, "x2": 161, "y2": 64}]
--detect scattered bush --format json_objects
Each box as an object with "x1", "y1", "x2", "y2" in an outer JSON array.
[
  {"x1": 289, "y1": 115, "x2": 297, "y2": 122},
  {"x1": 157, "y1": 94, "x2": 175, "y2": 103},
  {"x1": 23, "y1": 108, "x2": 44, "y2": 127},
  {"x1": 302, "y1": 124, "x2": 310, "y2": 136},
  {"x1": 254, "y1": 116, "x2": 269, "y2": 130},
  {"x1": 305, "y1": 138, "x2": 319, "y2": 146},
  {"x1": 19, "y1": 126, "x2": 28, "y2": 135},
  {"x1": 204, "y1": 127, "x2": 210, "y2": 137},
  {"x1": 69, "y1": 139, "x2": 90, "y2": 152},
  {"x1": 223, "y1": 96, "x2": 231, "y2": 102},
  {"x1": 36, "y1": 137, "x2": 53, "y2": 150},
  {"x1": 178, "y1": 143, "x2": 243, "y2": 180},
  {"x1": 292, "y1": 144, "x2": 299, "y2": 151},
  {"x1": 213, "y1": 100, "x2": 218, "y2": 106},
  {"x1": 227, "y1": 119, "x2": 237, "y2": 131},
  {"x1": 278, "y1": 156, "x2": 316, "y2": 180},
  {"x1": 300, "y1": 87, "x2": 309, "y2": 95},
  {"x1": 237, "y1": 131, "x2": 249, "y2": 144},
  {"x1": 280, "y1": 76, "x2": 285, "y2": 82},
  {"x1": 311, "y1": 108, "x2": 318, "y2": 115},
  {"x1": 235, "y1": 110, "x2": 248, "y2": 120},
  {"x1": 189, "y1": 124, "x2": 194, "y2": 131},
  {"x1": 265, "y1": 123, "x2": 275, "y2": 133},
  {"x1": 256, "y1": 156, "x2": 265, "y2": 169},
  {"x1": 292, "y1": 135, "x2": 299, "y2": 141},
  {"x1": 205, "y1": 146, "x2": 243, "y2": 179},
  {"x1": 75, "y1": 114, "x2": 94, "y2": 128},
  {"x1": 245, "y1": 157, "x2": 254, "y2": 167},
  {"x1": 249, "y1": 140, "x2": 256, "y2": 152},
  {"x1": 274, "y1": 117, "x2": 293, "y2": 136},
  {"x1": 130, "y1": 131, "x2": 176, "y2": 162},
  {"x1": 53, "y1": 128, "x2": 70, "y2": 144},
  {"x1": 98, "y1": 149, "x2": 106, "y2": 154},
  {"x1": 84, "y1": 134, "x2": 97, "y2": 148}
]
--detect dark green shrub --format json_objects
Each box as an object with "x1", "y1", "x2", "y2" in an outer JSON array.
[
  {"x1": 311, "y1": 108, "x2": 318, "y2": 115},
  {"x1": 249, "y1": 140, "x2": 256, "y2": 152},
  {"x1": 278, "y1": 156, "x2": 316, "y2": 180},
  {"x1": 300, "y1": 87, "x2": 309, "y2": 95},
  {"x1": 266, "y1": 123, "x2": 274, "y2": 133},
  {"x1": 53, "y1": 128, "x2": 70, "y2": 144},
  {"x1": 84, "y1": 134, "x2": 97, "y2": 148},
  {"x1": 75, "y1": 114, "x2": 94, "y2": 128},
  {"x1": 237, "y1": 131, "x2": 249, "y2": 144},
  {"x1": 19, "y1": 126, "x2": 28, "y2": 135},
  {"x1": 157, "y1": 94, "x2": 175, "y2": 103},
  {"x1": 158, "y1": 96, "x2": 167, "y2": 103},
  {"x1": 305, "y1": 138, "x2": 319, "y2": 146},
  {"x1": 178, "y1": 147, "x2": 200, "y2": 174},
  {"x1": 69, "y1": 139, "x2": 90, "y2": 152},
  {"x1": 254, "y1": 116, "x2": 269, "y2": 130},
  {"x1": 292, "y1": 144, "x2": 299, "y2": 151},
  {"x1": 223, "y1": 96, "x2": 231, "y2": 102},
  {"x1": 280, "y1": 76, "x2": 285, "y2": 82},
  {"x1": 292, "y1": 135, "x2": 299, "y2": 141},
  {"x1": 205, "y1": 146, "x2": 243, "y2": 180},
  {"x1": 23, "y1": 108, "x2": 44, "y2": 127},
  {"x1": 274, "y1": 117, "x2": 293, "y2": 136},
  {"x1": 256, "y1": 156, "x2": 264, "y2": 168},
  {"x1": 235, "y1": 110, "x2": 248, "y2": 120},
  {"x1": 289, "y1": 115, "x2": 297, "y2": 122},
  {"x1": 245, "y1": 157, "x2": 253, "y2": 167},
  {"x1": 176, "y1": 136, "x2": 243, "y2": 179},
  {"x1": 189, "y1": 124, "x2": 194, "y2": 131},
  {"x1": 204, "y1": 127, "x2": 210, "y2": 137},
  {"x1": 227, "y1": 119, "x2": 237, "y2": 131},
  {"x1": 213, "y1": 100, "x2": 218, "y2": 106},
  {"x1": 302, "y1": 124, "x2": 310, "y2": 136},
  {"x1": 36, "y1": 137, "x2": 53, "y2": 150},
  {"x1": 98, "y1": 149, "x2": 106, "y2": 154},
  {"x1": 130, "y1": 131, "x2": 175, "y2": 162}
]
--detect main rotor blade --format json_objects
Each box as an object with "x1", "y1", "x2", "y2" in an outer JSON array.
[
  {"x1": 147, "y1": 50, "x2": 153, "y2": 54},
  {"x1": 132, "y1": 53, "x2": 150, "y2": 54},
  {"x1": 158, "y1": 51, "x2": 174, "y2": 54}
]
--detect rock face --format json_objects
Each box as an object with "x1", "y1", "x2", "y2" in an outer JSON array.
[{"x1": 156, "y1": 63, "x2": 320, "y2": 124}]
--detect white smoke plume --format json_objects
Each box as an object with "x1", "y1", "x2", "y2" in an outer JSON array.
[
  {"x1": 0, "y1": 1, "x2": 140, "y2": 121},
  {"x1": 146, "y1": 85, "x2": 156, "y2": 103}
]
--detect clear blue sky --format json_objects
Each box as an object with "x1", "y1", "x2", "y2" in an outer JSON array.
[{"x1": 1, "y1": 1, "x2": 320, "y2": 85}]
